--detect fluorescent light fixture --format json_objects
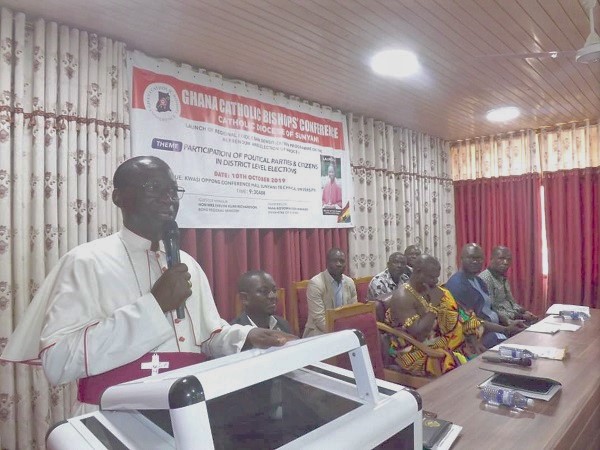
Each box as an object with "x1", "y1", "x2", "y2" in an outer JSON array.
[
  {"x1": 486, "y1": 106, "x2": 520, "y2": 122},
  {"x1": 370, "y1": 49, "x2": 420, "y2": 78}
]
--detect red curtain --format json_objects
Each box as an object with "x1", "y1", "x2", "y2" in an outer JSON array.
[
  {"x1": 180, "y1": 228, "x2": 348, "y2": 321},
  {"x1": 454, "y1": 174, "x2": 544, "y2": 314},
  {"x1": 543, "y1": 168, "x2": 600, "y2": 308}
]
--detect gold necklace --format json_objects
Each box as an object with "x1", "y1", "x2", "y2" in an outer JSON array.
[{"x1": 404, "y1": 283, "x2": 438, "y2": 314}]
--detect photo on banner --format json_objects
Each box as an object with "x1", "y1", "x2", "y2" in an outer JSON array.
[
  {"x1": 321, "y1": 156, "x2": 343, "y2": 214},
  {"x1": 128, "y1": 50, "x2": 353, "y2": 229}
]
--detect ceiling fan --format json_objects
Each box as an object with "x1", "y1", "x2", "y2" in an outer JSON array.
[
  {"x1": 576, "y1": 0, "x2": 600, "y2": 62},
  {"x1": 475, "y1": 0, "x2": 600, "y2": 63}
]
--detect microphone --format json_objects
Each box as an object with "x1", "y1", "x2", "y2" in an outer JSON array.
[
  {"x1": 482, "y1": 354, "x2": 533, "y2": 367},
  {"x1": 162, "y1": 219, "x2": 184, "y2": 319}
]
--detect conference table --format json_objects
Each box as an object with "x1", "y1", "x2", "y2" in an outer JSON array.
[{"x1": 418, "y1": 308, "x2": 600, "y2": 450}]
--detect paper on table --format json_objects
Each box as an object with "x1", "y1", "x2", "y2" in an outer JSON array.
[
  {"x1": 556, "y1": 323, "x2": 581, "y2": 331},
  {"x1": 524, "y1": 321, "x2": 561, "y2": 334},
  {"x1": 546, "y1": 304, "x2": 590, "y2": 315},
  {"x1": 491, "y1": 343, "x2": 566, "y2": 360},
  {"x1": 432, "y1": 424, "x2": 462, "y2": 450},
  {"x1": 530, "y1": 315, "x2": 581, "y2": 332}
]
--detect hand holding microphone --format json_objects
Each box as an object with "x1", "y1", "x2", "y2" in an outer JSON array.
[{"x1": 151, "y1": 220, "x2": 190, "y2": 318}]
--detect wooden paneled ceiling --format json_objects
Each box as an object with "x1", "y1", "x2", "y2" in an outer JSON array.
[{"x1": 3, "y1": 0, "x2": 599, "y2": 140}]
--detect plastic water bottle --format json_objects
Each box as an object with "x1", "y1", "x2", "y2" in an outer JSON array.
[
  {"x1": 481, "y1": 386, "x2": 533, "y2": 409},
  {"x1": 559, "y1": 310, "x2": 590, "y2": 320},
  {"x1": 498, "y1": 346, "x2": 537, "y2": 359}
]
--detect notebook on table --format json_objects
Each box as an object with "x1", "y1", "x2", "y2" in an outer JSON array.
[{"x1": 422, "y1": 415, "x2": 452, "y2": 449}]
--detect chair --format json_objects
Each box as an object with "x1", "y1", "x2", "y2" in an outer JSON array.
[
  {"x1": 325, "y1": 302, "x2": 385, "y2": 379},
  {"x1": 372, "y1": 295, "x2": 443, "y2": 388},
  {"x1": 376, "y1": 322, "x2": 443, "y2": 388},
  {"x1": 233, "y1": 288, "x2": 287, "y2": 320},
  {"x1": 352, "y1": 275, "x2": 374, "y2": 303},
  {"x1": 289, "y1": 280, "x2": 310, "y2": 337}
]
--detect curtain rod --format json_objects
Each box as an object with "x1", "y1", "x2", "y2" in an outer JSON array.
[{"x1": 450, "y1": 119, "x2": 599, "y2": 144}]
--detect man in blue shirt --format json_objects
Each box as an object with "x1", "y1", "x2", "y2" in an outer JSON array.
[{"x1": 445, "y1": 243, "x2": 524, "y2": 348}]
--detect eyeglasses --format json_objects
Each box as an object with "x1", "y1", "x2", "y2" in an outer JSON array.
[{"x1": 140, "y1": 181, "x2": 185, "y2": 200}]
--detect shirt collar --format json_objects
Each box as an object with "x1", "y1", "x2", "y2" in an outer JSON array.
[
  {"x1": 461, "y1": 269, "x2": 478, "y2": 280},
  {"x1": 246, "y1": 314, "x2": 278, "y2": 330},
  {"x1": 119, "y1": 227, "x2": 165, "y2": 253},
  {"x1": 487, "y1": 268, "x2": 506, "y2": 281},
  {"x1": 325, "y1": 270, "x2": 342, "y2": 285}
]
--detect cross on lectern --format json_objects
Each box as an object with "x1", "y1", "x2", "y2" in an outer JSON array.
[{"x1": 140, "y1": 353, "x2": 169, "y2": 375}]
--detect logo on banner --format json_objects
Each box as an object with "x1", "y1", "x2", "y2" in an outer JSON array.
[
  {"x1": 337, "y1": 202, "x2": 351, "y2": 223},
  {"x1": 144, "y1": 83, "x2": 181, "y2": 121}
]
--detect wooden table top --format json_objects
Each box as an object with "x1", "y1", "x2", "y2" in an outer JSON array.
[{"x1": 417, "y1": 309, "x2": 600, "y2": 450}]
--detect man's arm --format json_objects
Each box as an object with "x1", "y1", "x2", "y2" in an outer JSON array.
[
  {"x1": 367, "y1": 278, "x2": 379, "y2": 301},
  {"x1": 480, "y1": 320, "x2": 522, "y2": 337},
  {"x1": 388, "y1": 288, "x2": 435, "y2": 342},
  {"x1": 183, "y1": 257, "x2": 295, "y2": 356},
  {"x1": 347, "y1": 276, "x2": 358, "y2": 304},
  {"x1": 40, "y1": 254, "x2": 174, "y2": 385},
  {"x1": 306, "y1": 278, "x2": 328, "y2": 333}
]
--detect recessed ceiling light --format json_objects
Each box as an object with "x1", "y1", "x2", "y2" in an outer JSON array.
[
  {"x1": 486, "y1": 106, "x2": 520, "y2": 122},
  {"x1": 370, "y1": 49, "x2": 420, "y2": 78}
]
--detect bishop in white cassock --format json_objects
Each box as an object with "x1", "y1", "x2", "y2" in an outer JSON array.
[{"x1": 1, "y1": 156, "x2": 294, "y2": 415}]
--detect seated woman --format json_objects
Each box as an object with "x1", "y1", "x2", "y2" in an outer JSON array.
[{"x1": 384, "y1": 254, "x2": 484, "y2": 377}]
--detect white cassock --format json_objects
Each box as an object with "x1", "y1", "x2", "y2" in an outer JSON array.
[{"x1": 1, "y1": 227, "x2": 252, "y2": 415}]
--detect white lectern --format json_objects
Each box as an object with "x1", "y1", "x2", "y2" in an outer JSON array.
[{"x1": 46, "y1": 330, "x2": 422, "y2": 449}]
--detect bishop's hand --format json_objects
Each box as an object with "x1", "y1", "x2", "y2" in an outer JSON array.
[
  {"x1": 151, "y1": 263, "x2": 192, "y2": 313},
  {"x1": 244, "y1": 328, "x2": 297, "y2": 350}
]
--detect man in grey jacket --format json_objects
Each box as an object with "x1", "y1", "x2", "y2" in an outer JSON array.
[{"x1": 303, "y1": 248, "x2": 357, "y2": 337}]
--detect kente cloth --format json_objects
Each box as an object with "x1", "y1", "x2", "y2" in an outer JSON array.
[
  {"x1": 445, "y1": 270, "x2": 506, "y2": 346},
  {"x1": 384, "y1": 287, "x2": 481, "y2": 377},
  {"x1": 1, "y1": 227, "x2": 252, "y2": 414}
]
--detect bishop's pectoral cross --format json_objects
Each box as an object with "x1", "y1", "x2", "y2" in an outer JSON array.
[{"x1": 140, "y1": 353, "x2": 169, "y2": 375}]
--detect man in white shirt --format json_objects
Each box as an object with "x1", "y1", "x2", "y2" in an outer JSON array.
[
  {"x1": 231, "y1": 270, "x2": 293, "y2": 334},
  {"x1": 1, "y1": 156, "x2": 294, "y2": 414},
  {"x1": 367, "y1": 252, "x2": 409, "y2": 300}
]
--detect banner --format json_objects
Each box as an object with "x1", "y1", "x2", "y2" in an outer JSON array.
[{"x1": 129, "y1": 51, "x2": 353, "y2": 228}]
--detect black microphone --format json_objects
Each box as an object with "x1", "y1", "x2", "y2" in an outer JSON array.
[
  {"x1": 162, "y1": 220, "x2": 184, "y2": 319},
  {"x1": 482, "y1": 354, "x2": 533, "y2": 367}
]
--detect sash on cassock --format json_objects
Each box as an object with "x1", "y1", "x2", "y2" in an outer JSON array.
[{"x1": 77, "y1": 352, "x2": 208, "y2": 405}]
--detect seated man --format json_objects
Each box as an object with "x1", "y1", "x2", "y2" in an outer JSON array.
[
  {"x1": 232, "y1": 270, "x2": 293, "y2": 334},
  {"x1": 479, "y1": 246, "x2": 538, "y2": 325},
  {"x1": 445, "y1": 243, "x2": 524, "y2": 349},
  {"x1": 384, "y1": 255, "x2": 483, "y2": 377},
  {"x1": 303, "y1": 248, "x2": 357, "y2": 337},
  {"x1": 402, "y1": 244, "x2": 421, "y2": 278},
  {"x1": 367, "y1": 252, "x2": 409, "y2": 300},
  {"x1": 231, "y1": 270, "x2": 293, "y2": 421},
  {"x1": 1, "y1": 156, "x2": 294, "y2": 414}
]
